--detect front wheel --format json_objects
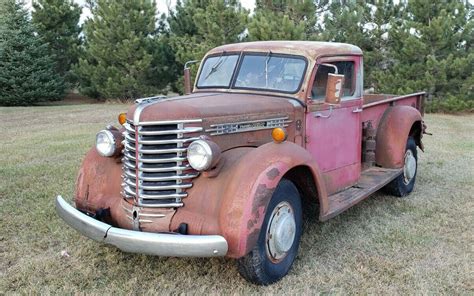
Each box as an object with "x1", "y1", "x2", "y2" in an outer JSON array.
[
  {"x1": 384, "y1": 136, "x2": 418, "y2": 197},
  {"x1": 237, "y1": 179, "x2": 303, "y2": 285}
]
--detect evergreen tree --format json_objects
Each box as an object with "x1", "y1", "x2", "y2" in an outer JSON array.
[
  {"x1": 167, "y1": 0, "x2": 248, "y2": 93},
  {"x1": 363, "y1": 0, "x2": 404, "y2": 90},
  {"x1": 0, "y1": 0, "x2": 65, "y2": 106},
  {"x1": 319, "y1": 1, "x2": 393, "y2": 89},
  {"x1": 248, "y1": 0, "x2": 318, "y2": 41},
  {"x1": 32, "y1": 0, "x2": 82, "y2": 85},
  {"x1": 380, "y1": 0, "x2": 473, "y2": 111},
  {"x1": 74, "y1": 0, "x2": 163, "y2": 99}
]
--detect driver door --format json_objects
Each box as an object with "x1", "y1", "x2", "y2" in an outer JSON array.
[{"x1": 305, "y1": 56, "x2": 363, "y2": 195}]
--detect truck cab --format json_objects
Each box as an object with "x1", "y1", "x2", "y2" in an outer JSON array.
[{"x1": 56, "y1": 41, "x2": 426, "y2": 285}]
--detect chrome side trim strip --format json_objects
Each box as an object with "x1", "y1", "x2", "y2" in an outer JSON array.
[
  {"x1": 208, "y1": 116, "x2": 289, "y2": 127},
  {"x1": 206, "y1": 116, "x2": 292, "y2": 136}
]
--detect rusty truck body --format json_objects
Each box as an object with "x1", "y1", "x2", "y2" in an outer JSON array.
[{"x1": 56, "y1": 41, "x2": 427, "y2": 285}]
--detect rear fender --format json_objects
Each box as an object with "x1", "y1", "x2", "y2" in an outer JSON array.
[{"x1": 376, "y1": 106, "x2": 423, "y2": 168}]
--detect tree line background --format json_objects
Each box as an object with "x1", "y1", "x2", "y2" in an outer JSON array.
[{"x1": 0, "y1": 0, "x2": 472, "y2": 112}]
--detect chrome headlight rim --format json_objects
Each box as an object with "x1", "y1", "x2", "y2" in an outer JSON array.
[
  {"x1": 96, "y1": 129, "x2": 116, "y2": 157},
  {"x1": 187, "y1": 139, "x2": 218, "y2": 171}
]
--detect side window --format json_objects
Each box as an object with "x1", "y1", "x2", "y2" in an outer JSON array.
[{"x1": 311, "y1": 61, "x2": 355, "y2": 100}]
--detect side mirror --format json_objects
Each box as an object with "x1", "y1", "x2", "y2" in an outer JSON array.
[
  {"x1": 183, "y1": 60, "x2": 199, "y2": 95},
  {"x1": 325, "y1": 73, "x2": 344, "y2": 105}
]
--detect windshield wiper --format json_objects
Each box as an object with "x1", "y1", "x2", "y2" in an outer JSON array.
[
  {"x1": 264, "y1": 50, "x2": 272, "y2": 88},
  {"x1": 204, "y1": 52, "x2": 226, "y2": 80}
]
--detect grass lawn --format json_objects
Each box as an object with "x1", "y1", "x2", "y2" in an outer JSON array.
[{"x1": 0, "y1": 105, "x2": 472, "y2": 294}]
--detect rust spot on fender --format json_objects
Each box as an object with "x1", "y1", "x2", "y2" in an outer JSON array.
[
  {"x1": 247, "y1": 219, "x2": 255, "y2": 230},
  {"x1": 244, "y1": 183, "x2": 276, "y2": 254},
  {"x1": 266, "y1": 168, "x2": 280, "y2": 180},
  {"x1": 246, "y1": 184, "x2": 274, "y2": 232}
]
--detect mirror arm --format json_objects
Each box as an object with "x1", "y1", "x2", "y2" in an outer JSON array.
[
  {"x1": 184, "y1": 60, "x2": 200, "y2": 70},
  {"x1": 320, "y1": 63, "x2": 338, "y2": 74},
  {"x1": 183, "y1": 60, "x2": 200, "y2": 95}
]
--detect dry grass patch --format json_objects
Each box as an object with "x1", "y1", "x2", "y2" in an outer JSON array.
[{"x1": 0, "y1": 106, "x2": 472, "y2": 294}]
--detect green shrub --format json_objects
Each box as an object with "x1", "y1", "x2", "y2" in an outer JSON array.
[{"x1": 426, "y1": 96, "x2": 474, "y2": 113}]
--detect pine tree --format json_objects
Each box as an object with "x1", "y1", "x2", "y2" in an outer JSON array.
[
  {"x1": 248, "y1": 0, "x2": 317, "y2": 41},
  {"x1": 74, "y1": 0, "x2": 162, "y2": 99},
  {"x1": 0, "y1": 0, "x2": 65, "y2": 106},
  {"x1": 167, "y1": 0, "x2": 248, "y2": 93},
  {"x1": 320, "y1": 1, "x2": 375, "y2": 88},
  {"x1": 364, "y1": 0, "x2": 404, "y2": 90},
  {"x1": 32, "y1": 0, "x2": 82, "y2": 85},
  {"x1": 380, "y1": 0, "x2": 473, "y2": 111}
]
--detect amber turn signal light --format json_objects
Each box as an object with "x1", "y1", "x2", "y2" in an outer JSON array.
[
  {"x1": 272, "y1": 127, "x2": 287, "y2": 143},
  {"x1": 118, "y1": 112, "x2": 127, "y2": 125}
]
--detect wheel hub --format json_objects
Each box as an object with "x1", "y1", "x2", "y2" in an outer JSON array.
[
  {"x1": 266, "y1": 201, "x2": 296, "y2": 261},
  {"x1": 403, "y1": 150, "x2": 416, "y2": 185}
]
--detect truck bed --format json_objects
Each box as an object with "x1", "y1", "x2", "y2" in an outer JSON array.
[
  {"x1": 363, "y1": 92, "x2": 425, "y2": 109},
  {"x1": 361, "y1": 92, "x2": 425, "y2": 129}
]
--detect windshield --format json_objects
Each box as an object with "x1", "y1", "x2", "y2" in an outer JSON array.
[
  {"x1": 196, "y1": 53, "x2": 307, "y2": 93},
  {"x1": 196, "y1": 55, "x2": 239, "y2": 88}
]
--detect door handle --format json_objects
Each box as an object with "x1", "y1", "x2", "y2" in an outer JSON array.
[
  {"x1": 352, "y1": 107, "x2": 363, "y2": 113},
  {"x1": 314, "y1": 105, "x2": 333, "y2": 118}
]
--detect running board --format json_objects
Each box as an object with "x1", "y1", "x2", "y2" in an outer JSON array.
[{"x1": 321, "y1": 167, "x2": 402, "y2": 221}]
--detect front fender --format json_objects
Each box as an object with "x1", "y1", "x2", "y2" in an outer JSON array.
[
  {"x1": 376, "y1": 105, "x2": 423, "y2": 168},
  {"x1": 172, "y1": 142, "x2": 326, "y2": 258},
  {"x1": 74, "y1": 148, "x2": 127, "y2": 227}
]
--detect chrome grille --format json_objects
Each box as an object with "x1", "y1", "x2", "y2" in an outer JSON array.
[{"x1": 121, "y1": 119, "x2": 203, "y2": 207}]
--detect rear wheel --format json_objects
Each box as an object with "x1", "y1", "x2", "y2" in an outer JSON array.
[
  {"x1": 384, "y1": 136, "x2": 418, "y2": 197},
  {"x1": 237, "y1": 179, "x2": 303, "y2": 285}
]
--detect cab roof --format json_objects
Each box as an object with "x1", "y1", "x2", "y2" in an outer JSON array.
[{"x1": 206, "y1": 41, "x2": 363, "y2": 59}]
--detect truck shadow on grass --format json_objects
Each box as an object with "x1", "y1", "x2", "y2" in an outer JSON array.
[{"x1": 88, "y1": 189, "x2": 419, "y2": 291}]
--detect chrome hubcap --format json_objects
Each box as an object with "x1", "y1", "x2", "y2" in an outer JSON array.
[
  {"x1": 266, "y1": 201, "x2": 296, "y2": 261},
  {"x1": 403, "y1": 150, "x2": 416, "y2": 185}
]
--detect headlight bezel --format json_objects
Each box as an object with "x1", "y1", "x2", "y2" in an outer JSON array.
[
  {"x1": 187, "y1": 139, "x2": 220, "y2": 171},
  {"x1": 95, "y1": 129, "x2": 117, "y2": 157}
]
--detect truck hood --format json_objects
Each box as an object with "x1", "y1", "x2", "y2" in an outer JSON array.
[
  {"x1": 126, "y1": 92, "x2": 303, "y2": 150},
  {"x1": 127, "y1": 92, "x2": 300, "y2": 123}
]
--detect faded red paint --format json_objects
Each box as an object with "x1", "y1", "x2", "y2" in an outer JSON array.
[
  {"x1": 375, "y1": 105, "x2": 423, "y2": 168},
  {"x1": 72, "y1": 41, "x2": 427, "y2": 259}
]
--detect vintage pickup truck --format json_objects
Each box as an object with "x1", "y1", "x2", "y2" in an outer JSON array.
[{"x1": 56, "y1": 41, "x2": 427, "y2": 285}]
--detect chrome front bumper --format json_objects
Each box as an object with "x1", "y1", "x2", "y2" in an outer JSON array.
[{"x1": 55, "y1": 196, "x2": 228, "y2": 257}]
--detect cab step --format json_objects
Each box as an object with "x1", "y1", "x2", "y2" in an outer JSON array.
[{"x1": 321, "y1": 167, "x2": 402, "y2": 221}]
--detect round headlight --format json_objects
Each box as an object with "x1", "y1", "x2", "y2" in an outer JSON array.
[
  {"x1": 187, "y1": 140, "x2": 220, "y2": 171},
  {"x1": 96, "y1": 130, "x2": 116, "y2": 157}
]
